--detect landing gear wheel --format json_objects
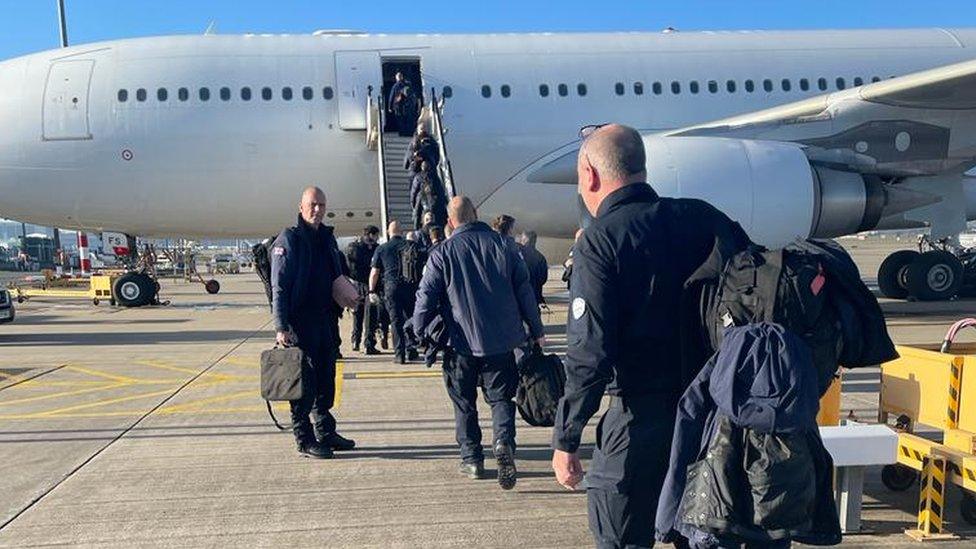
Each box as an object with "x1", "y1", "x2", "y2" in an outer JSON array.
[
  {"x1": 113, "y1": 272, "x2": 156, "y2": 307},
  {"x1": 962, "y1": 492, "x2": 976, "y2": 525},
  {"x1": 92, "y1": 298, "x2": 99, "y2": 306},
  {"x1": 881, "y1": 464, "x2": 918, "y2": 491},
  {"x1": 204, "y1": 279, "x2": 220, "y2": 294},
  {"x1": 878, "y1": 250, "x2": 920, "y2": 299},
  {"x1": 906, "y1": 250, "x2": 964, "y2": 301}
]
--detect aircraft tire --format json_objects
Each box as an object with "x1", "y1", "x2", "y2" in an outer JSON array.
[
  {"x1": 113, "y1": 272, "x2": 156, "y2": 307},
  {"x1": 877, "y1": 250, "x2": 920, "y2": 299},
  {"x1": 205, "y1": 279, "x2": 220, "y2": 294},
  {"x1": 906, "y1": 250, "x2": 963, "y2": 301}
]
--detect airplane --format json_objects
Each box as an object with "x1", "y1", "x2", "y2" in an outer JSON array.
[{"x1": 2, "y1": 28, "x2": 976, "y2": 301}]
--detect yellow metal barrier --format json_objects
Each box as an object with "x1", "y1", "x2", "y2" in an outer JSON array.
[{"x1": 14, "y1": 273, "x2": 118, "y2": 306}]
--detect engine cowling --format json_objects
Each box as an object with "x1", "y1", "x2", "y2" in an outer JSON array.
[{"x1": 642, "y1": 136, "x2": 883, "y2": 247}]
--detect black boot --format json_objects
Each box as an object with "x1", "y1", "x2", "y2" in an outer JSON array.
[
  {"x1": 365, "y1": 346, "x2": 380, "y2": 355},
  {"x1": 493, "y1": 442, "x2": 517, "y2": 490},
  {"x1": 297, "y1": 440, "x2": 334, "y2": 459},
  {"x1": 320, "y1": 432, "x2": 356, "y2": 451},
  {"x1": 459, "y1": 461, "x2": 486, "y2": 480}
]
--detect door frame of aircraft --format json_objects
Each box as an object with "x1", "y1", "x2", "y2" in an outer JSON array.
[
  {"x1": 380, "y1": 57, "x2": 423, "y2": 133},
  {"x1": 42, "y1": 59, "x2": 95, "y2": 140},
  {"x1": 334, "y1": 50, "x2": 382, "y2": 130}
]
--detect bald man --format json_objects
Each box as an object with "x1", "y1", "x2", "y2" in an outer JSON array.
[
  {"x1": 550, "y1": 125, "x2": 745, "y2": 548},
  {"x1": 369, "y1": 220, "x2": 421, "y2": 364},
  {"x1": 413, "y1": 196, "x2": 545, "y2": 490},
  {"x1": 271, "y1": 186, "x2": 357, "y2": 459}
]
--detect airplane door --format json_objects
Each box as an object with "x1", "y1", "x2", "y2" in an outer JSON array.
[
  {"x1": 335, "y1": 51, "x2": 381, "y2": 130},
  {"x1": 43, "y1": 59, "x2": 94, "y2": 140}
]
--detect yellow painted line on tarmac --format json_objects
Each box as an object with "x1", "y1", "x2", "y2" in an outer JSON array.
[
  {"x1": 0, "y1": 382, "x2": 125, "y2": 407},
  {"x1": 64, "y1": 365, "x2": 139, "y2": 384},
  {"x1": 334, "y1": 362, "x2": 344, "y2": 409},
  {"x1": 159, "y1": 390, "x2": 256, "y2": 413},
  {"x1": 221, "y1": 357, "x2": 258, "y2": 368},
  {"x1": 135, "y1": 360, "x2": 246, "y2": 382},
  {"x1": 32, "y1": 381, "x2": 225, "y2": 417},
  {"x1": 347, "y1": 370, "x2": 441, "y2": 379}
]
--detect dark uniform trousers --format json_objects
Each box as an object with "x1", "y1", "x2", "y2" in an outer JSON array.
[
  {"x1": 289, "y1": 317, "x2": 337, "y2": 443},
  {"x1": 442, "y1": 351, "x2": 517, "y2": 463},
  {"x1": 385, "y1": 282, "x2": 416, "y2": 358},
  {"x1": 350, "y1": 282, "x2": 376, "y2": 348},
  {"x1": 587, "y1": 395, "x2": 677, "y2": 549}
]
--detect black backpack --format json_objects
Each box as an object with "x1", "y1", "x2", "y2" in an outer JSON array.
[
  {"x1": 708, "y1": 245, "x2": 841, "y2": 395},
  {"x1": 399, "y1": 240, "x2": 426, "y2": 285},
  {"x1": 516, "y1": 347, "x2": 567, "y2": 427},
  {"x1": 252, "y1": 238, "x2": 275, "y2": 308}
]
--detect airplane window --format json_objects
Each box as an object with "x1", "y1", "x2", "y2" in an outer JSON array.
[
  {"x1": 763, "y1": 79, "x2": 773, "y2": 92},
  {"x1": 835, "y1": 77, "x2": 846, "y2": 90},
  {"x1": 157, "y1": 88, "x2": 168, "y2": 102},
  {"x1": 708, "y1": 80, "x2": 718, "y2": 94},
  {"x1": 539, "y1": 84, "x2": 549, "y2": 97},
  {"x1": 799, "y1": 78, "x2": 809, "y2": 91},
  {"x1": 871, "y1": 76, "x2": 881, "y2": 83},
  {"x1": 853, "y1": 77, "x2": 864, "y2": 87},
  {"x1": 117, "y1": 89, "x2": 128, "y2": 102},
  {"x1": 262, "y1": 87, "x2": 273, "y2": 101},
  {"x1": 558, "y1": 83, "x2": 568, "y2": 97},
  {"x1": 781, "y1": 79, "x2": 791, "y2": 92},
  {"x1": 302, "y1": 86, "x2": 313, "y2": 100},
  {"x1": 323, "y1": 86, "x2": 334, "y2": 99},
  {"x1": 689, "y1": 81, "x2": 699, "y2": 94},
  {"x1": 282, "y1": 87, "x2": 293, "y2": 101},
  {"x1": 442, "y1": 86, "x2": 453, "y2": 98},
  {"x1": 219, "y1": 87, "x2": 230, "y2": 101},
  {"x1": 241, "y1": 87, "x2": 252, "y2": 101},
  {"x1": 199, "y1": 87, "x2": 210, "y2": 101},
  {"x1": 615, "y1": 82, "x2": 625, "y2": 96},
  {"x1": 652, "y1": 82, "x2": 662, "y2": 95},
  {"x1": 481, "y1": 85, "x2": 491, "y2": 98},
  {"x1": 577, "y1": 83, "x2": 587, "y2": 96},
  {"x1": 726, "y1": 80, "x2": 736, "y2": 93},
  {"x1": 178, "y1": 87, "x2": 189, "y2": 101},
  {"x1": 634, "y1": 82, "x2": 644, "y2": 95},
  {"x1": 136, "y1": 88, "x2": 147, "y2": 102},
  {"x1": 818, "y1": 77, "x2": 828, "y2": 91},
  {"x1": 501, "y1": 85, "x2": 511, "y2": 98},
  {"x1": 671, "y1": 81, "x2": 681, "y2": 94},
  {"x1": 744, "y1": 80, "x2": 755, "y2": 93}
]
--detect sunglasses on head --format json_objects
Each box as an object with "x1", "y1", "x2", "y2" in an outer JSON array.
[{"x1": 578, "y1": 123, "x2": 609, "y2": 140}]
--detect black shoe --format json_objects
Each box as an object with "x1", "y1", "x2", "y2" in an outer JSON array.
[
  {"x1": 335, "y1": 351, "x2": 344, "y2": 360},
  {"x1": 365, "y1": 346, "x2": 380, "y2": 355},
  {"x1": 459, "y1": 461, "x2": 486, "y2": 480},
  {"x1": 396, "y1": 355, "x2": 408, "y2": 365},
  {"x1": 320, "y1": 432, "x2": 356, "y2": 451},
  {"x1": 352, "y1": 343, "x2": 360, "y2": 352},
  {"x1": 407, "y1": 349, "x2": 419, "y2": 361},
  {"x1": 494, "y1": 442, "x2": 517, "y2": 490},
  {"x1": 297, "y1": 441, "x2": 334, "y2": 459}
]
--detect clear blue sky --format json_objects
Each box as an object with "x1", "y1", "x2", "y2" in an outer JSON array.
[{"x1": 0, "y1": 0, "x2": 973, "y2": 60}]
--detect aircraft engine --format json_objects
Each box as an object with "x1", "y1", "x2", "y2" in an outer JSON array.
[{"x1": 643, "y1": 136, "x2": 887, "y2": 247}]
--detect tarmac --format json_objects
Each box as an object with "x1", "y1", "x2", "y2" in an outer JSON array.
[{"x1": 0, "y1": 236, "x2": 975, "y2": 547}]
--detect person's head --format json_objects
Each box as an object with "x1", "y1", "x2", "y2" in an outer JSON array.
[
  {"x1": 395, "y1": 71, "x2": 404, "y2": 82},
  {"x1": 422, "y1": 211, "x2": 434, "y2": 226},
  {"x1": 387, "y1": 220, "x2": 402, "y2": 238},
  {"x1": 429, "y1": 226, "x2": 444, "y2": 243},
  {"x1": 416, "y1": 125, "x2": 428, "y2": 138},
  {"x1": 420, "y1": 160, "x2": 430, "y2": 173},
  {"x1": 492, "y1": 214, "x2": 516, "y2": 237},
  {"x1": 299, "y1": 186, "x2": 327, "y2": 228},
  {"x1": 521, "y1": 230, "x2": 538, "y2": 248},
  {"x1": 577, "y1": 124, "x2": 647, "y2": 216},
  {"x1": 363, "y1": 225, "x2": 380, "y2": 244},
  {"x1": 405, "y1": 231, "x2": 416, "y2": 242},
  {"x1": 447, "y1": 196, "x2": 478, "y2": 231}
]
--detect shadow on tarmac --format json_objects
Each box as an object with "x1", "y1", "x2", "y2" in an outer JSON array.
[{"x1": 0, "y1": 330, "x2": 264, "y2": 346}]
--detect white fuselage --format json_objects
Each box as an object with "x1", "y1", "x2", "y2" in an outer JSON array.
[{"x1": 1, "y1": 29, "x2": 976, "y2": 238}]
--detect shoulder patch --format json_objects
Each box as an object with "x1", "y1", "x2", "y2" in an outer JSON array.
[
  {"x1": 273, "y1": 246, "x2": 286, "y2": 256},
  {"x1": 572, "y1": 297, "x2": 586, "y2": 320}
]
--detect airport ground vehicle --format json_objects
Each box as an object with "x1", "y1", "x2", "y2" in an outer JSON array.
[
  {"x1": 0, "y1": 287, "x2": 15, "y2": 323},
  {"x1": 208, "y1": 254, "x2": 240, "y2": 274},
  {"x1": 877, "y1": 236, "x2": 976, "y2": 301}
]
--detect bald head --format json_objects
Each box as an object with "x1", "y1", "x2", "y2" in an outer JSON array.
[
  {"x1": 387, "y1": 220, "x2": 401, "y2": 237},
  {"x1": 577, "y1": 124, "x2": 647, "y2": 216},
  {"x1": 299, "y1": 186, "x2": 327, "y2": 227},
  {"x1": 448, "y1": 196, "x2": 478, "y2": 229}
]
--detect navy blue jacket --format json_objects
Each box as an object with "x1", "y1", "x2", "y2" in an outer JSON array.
[
  {"x1": 553, "y1": 184, "x2": 740, "y2": 452},
  {"x1": 270, "y1": 216, "x2": 342, "y2": 332},
  {"x1": 413, "y1": 221, "x2": 544, "y2": 357},
  {"x1": 656, "y1": 323, "x2": 839, "y2": 546}
]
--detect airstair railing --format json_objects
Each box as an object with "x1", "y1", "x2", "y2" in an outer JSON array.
[
  {"x1": 429, "y1": 87, "x2": 457, "y2": 198},
  {"x1": 372, "y1": 90, "x2": 391, "y2": 238}
]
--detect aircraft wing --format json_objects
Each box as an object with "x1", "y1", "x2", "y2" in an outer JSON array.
[{"x1": 667, "y1": 57, "x2": 976, "y2": 177}]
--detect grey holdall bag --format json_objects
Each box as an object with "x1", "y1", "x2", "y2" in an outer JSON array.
[{"x1": 260, "y1": 346, "x2": 308, "y2": 429}]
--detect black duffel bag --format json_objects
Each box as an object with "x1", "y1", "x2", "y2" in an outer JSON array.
[
  {"x1": 260, "y1": 346, "x2": 308, "y2": 430},
  {"x1": 515, "y1": 346, "x2": 566, "y2": 427}
]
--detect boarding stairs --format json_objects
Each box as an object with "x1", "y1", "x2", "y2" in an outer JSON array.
[{"x1": 368, "y1": 88, "x2": 456, "y2": 234}]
